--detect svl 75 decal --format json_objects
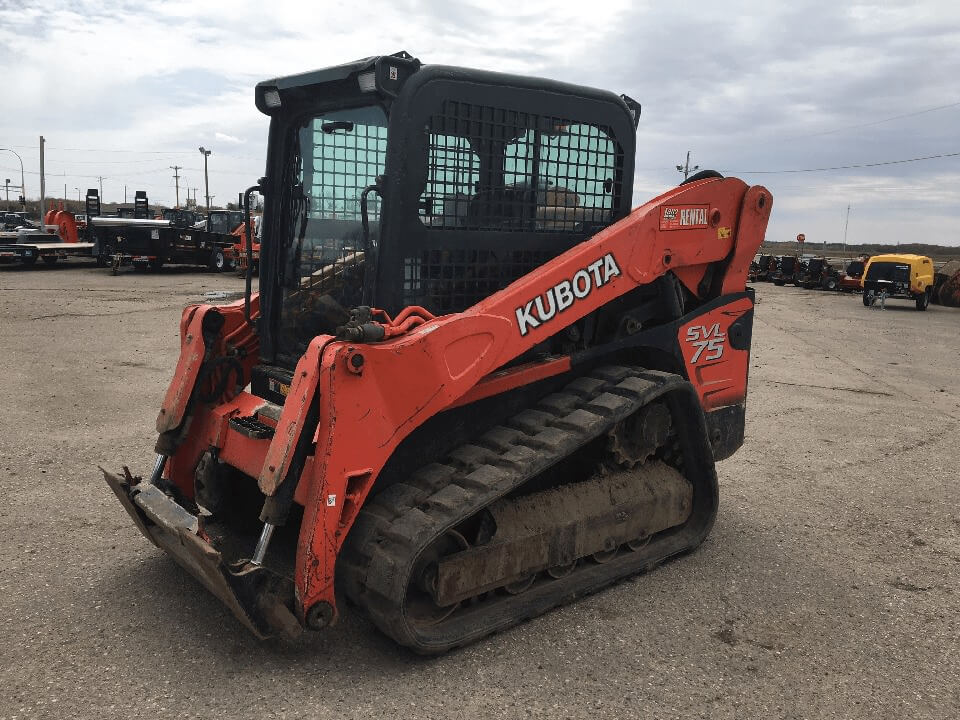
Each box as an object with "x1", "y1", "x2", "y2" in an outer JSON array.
[{"x1": 684, "y1": 323, "x2": 725, "y2": 363}]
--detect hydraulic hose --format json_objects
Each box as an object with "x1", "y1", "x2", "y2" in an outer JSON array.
[{"x1": 359, "y1": 182, "x2": 382, "y2": 306}]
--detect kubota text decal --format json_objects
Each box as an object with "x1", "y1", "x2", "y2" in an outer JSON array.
[{"x1": 515, "y1": 253, "x2": 621, "y2": 336}]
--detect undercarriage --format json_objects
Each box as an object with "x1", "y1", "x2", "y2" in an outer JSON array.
[{"x1": 339, "y1": 365, "x2": 718, "y2": 653}]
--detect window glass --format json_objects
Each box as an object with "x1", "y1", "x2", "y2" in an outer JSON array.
[
  {"x1": 275, "y1": 105, "x2": 388, "y2": 358},
  {"x1": 291, "y1": 106, "x2": 388, "y2": 274},
  {"x1": 866, "y1": 262, "x2": 911, "y2": 283},
  {"x1": 304, "y1": 107, "x2": 387, "y2": 223}
]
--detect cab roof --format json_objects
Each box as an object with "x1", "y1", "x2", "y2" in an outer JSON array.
[
  {"x1": 868, "y1": 254, "x2": 932, "y2": 263},
  {"x1": 254, "y1": 51, "x2": 639, "y2": 126},
  {"x1": 257, "y1": 55, "x2": 382, "y2": 93}
]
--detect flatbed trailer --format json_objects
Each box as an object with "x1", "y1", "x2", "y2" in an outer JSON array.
[
  {"x1": 85, "y1": 191, "x2": 238, "y2": 273},
  {"x1": 0, "y1": 206, "x2": 95, "y2": 266},
  {"x1": 93, "y1": 220, "x2": 236, "y2": 273},
  {"x1": 0, "y1": 237, "x2": 96, "y2": 266}
]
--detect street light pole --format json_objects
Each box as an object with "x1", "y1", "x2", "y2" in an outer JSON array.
[
  {"x1": 39, "y1": 135, "x2": 47, "y2": 217},
  {"x1": 842, "y1": 204, "x2": 851, "y2": 257},
  {"x1": 75, "y1": 187, "x2": 81, "y2": 203},
  {"x1": 198, "y1": 147, "x2": 211, "y2": 215},
  {"x1": 0, "y1": 148, "x2": 26, "y2": 208}
]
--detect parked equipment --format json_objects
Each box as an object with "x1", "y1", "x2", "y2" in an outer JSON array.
[
  {"x1": 206, "y1": 209, "x2": 244, "y2": 235},
  {"x1": 748, "y1": 254, "x2": 776, "y2": 282},
  {"x1": 770, "y1": 255, "x2": 804, "y2": 286},
  {"x1": 799, "y1": 256, "x2": 840, "y2": 290},
  {"x1": 228, "y1": 215, "x2": 260, "y2": 276},
  {"x1": 932, "y1": 260, "x2": 960, "y2": 307},
  {"x1": 838, "y1": 257, "x2": 869, "y2": 292},
  {"x1": 2, "y1": 211, "x2": 36, "y2": 231},
  {"x1": 161, "y1": 208, "x2": 204, "y2": 225},
  {"x1": 102, "y1": 52, "x2": 772, "y2": 653},
  {"x1": 0, "y1": 203, "x2": 95, "y2": 266},
  {"x1": 861, "y1": 253, "x2": 934, "y2": 310}
]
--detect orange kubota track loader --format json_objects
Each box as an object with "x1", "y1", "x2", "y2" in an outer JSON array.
[{"x1": 103, "y1": 51, "x2": 771, "y2": 653}]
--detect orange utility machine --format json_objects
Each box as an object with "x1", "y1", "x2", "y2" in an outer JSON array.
[{"x1": 104, "y1": 52, "x2": 772, "y2": 653}]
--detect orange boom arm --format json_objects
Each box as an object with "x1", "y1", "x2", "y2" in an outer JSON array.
[{"x1": 279, "y1": 176, "x2": 771, "y2": 621}]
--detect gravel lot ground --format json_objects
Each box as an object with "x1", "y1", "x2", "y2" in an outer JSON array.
[{"x1": 1, "y1": 261, "x2": 958, "y2": 720}]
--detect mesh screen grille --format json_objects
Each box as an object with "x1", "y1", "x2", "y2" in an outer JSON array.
[
  {"x1": 308, "y1": 120, "x2": 387, "y2": 221},
  {"x1": 403, "y1": 249, "x2": 554, "y2": 314},
  {"x1": 419, "y1": 101, "x2": 621, "y2": 233},
  {"x1": 406, "y1": 100, "x2": 623, "y2": 313}
]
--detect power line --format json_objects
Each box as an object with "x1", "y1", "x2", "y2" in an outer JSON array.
[
  {"x1": 0, "y1": 162, "x2": 261, "y2": 178},
  {"x1": 0, "y1": 145, "x2": 198, "y2": 154},
  {"x1": 177, "y1": 165, "x2": 258, "y2": 176},
  {"x1": 0, "y1": 164, "x2": 176, "y2": 179},
  {"x1": 727, "y1": 151, "x2": 960, "y2": 175},
  {"x1": 787, "y1": 101, "x2": 960, "y2": 140},
  {"x1": 42, "y1": 157, "x2": 196, "y2": 166}
]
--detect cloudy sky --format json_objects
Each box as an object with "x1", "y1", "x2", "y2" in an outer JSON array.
[{"x1": 1, "y1": 0, "x2": 958, "y2": 246}]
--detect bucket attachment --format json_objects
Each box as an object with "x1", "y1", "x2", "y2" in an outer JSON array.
[{"x1": 102, "y1": 467, "x2": 302, "y2": 641}]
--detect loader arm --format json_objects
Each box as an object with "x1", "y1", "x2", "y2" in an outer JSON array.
[{"x1": 289, "y1": 176, "x2": 770, "y2": 623}]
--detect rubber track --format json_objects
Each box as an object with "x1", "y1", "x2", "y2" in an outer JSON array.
[{"x1": 338, "y1": 365, "x2": 712, "y2": 653}]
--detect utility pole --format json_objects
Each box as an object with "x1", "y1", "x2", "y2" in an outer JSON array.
[
  {"x1": 675, "y1": 150, "x2": 698, "y2": 181},
  {"x1": 75, "y1": 187, "x2": 80, "y2": 203},
  {"x1": 4, "y1": 179, "x2": 8, "y2": 204},
  {"x1": 170, "y1": 165, "x2": 182, "y2": 207},
  {"x1": 98, "y1": 176, "x2": 104, "y2": 202},
  {"x1": 124, "y1": 185, "x2": 127, "y2": 203},
  {"x1": 0, "y1": 148, "x2": 25, "y2": 208},
  {"x1": 39, "y1": 135, "x2": 46, "y2": 216},
  {"x1": 198, "y1": 147, "x2": 211, "y2": 215},
  {"x1": 842, "y1": 204, "x2": 850, "y2": 257}
]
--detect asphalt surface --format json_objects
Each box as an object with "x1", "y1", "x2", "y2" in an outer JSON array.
[{"x1": 1, "y1": 261, "x2": 958, "y2": 719}]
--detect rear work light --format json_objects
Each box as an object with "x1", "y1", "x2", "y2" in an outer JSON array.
[
  {"x1": 262, "y1": 88, "x2": 281, "y2": 109},
  {"x1": 357, "y1": 71, "x2": 376, "y2": 93}
]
